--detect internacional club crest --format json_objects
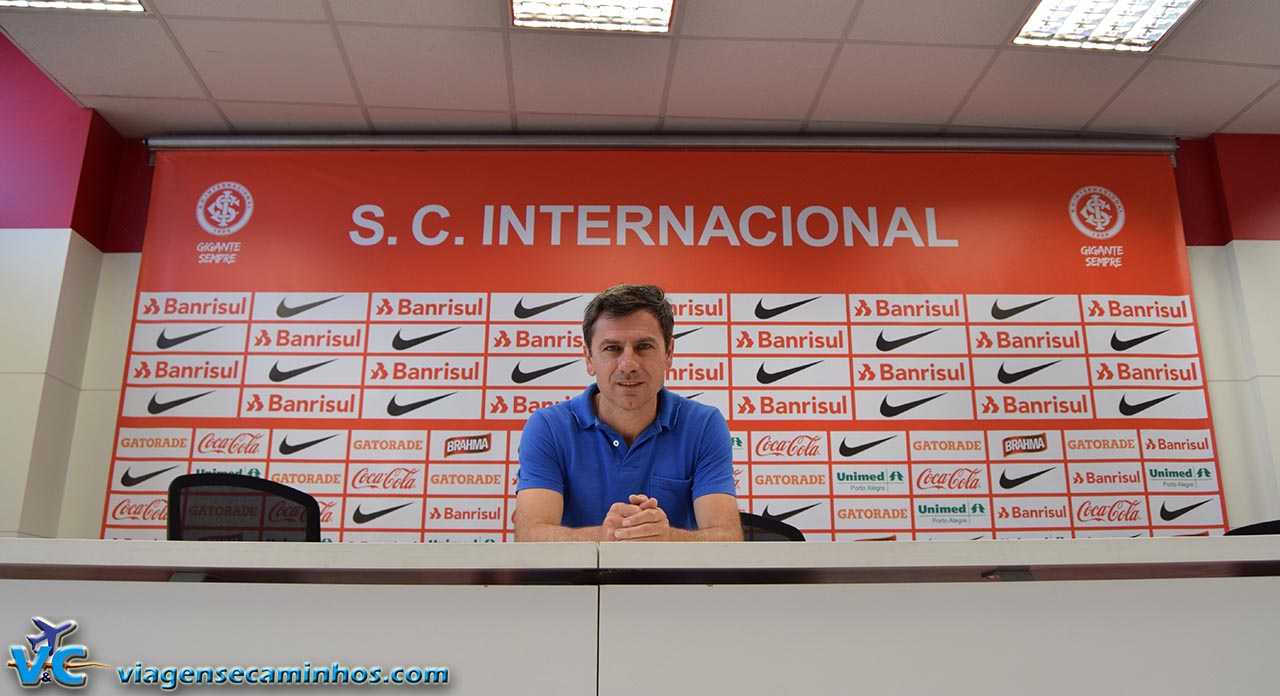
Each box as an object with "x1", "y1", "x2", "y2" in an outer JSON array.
[
  {"x1": 196, "y1": 181, "x2": 254, "y2": 236},
  {"x1": 1069, "y1": 185, "x2": 1124, "y2": 240}
]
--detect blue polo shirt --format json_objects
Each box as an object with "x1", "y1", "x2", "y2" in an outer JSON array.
[{"x1": 516, "y1": 385, "x2": 736, "y2": 530}]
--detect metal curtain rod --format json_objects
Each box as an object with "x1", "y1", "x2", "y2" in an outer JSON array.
[{"x1": 146, "y1": 134, "x2": 1177, "y2": 154}]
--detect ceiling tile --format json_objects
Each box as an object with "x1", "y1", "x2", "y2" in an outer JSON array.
[
  {"x1": 1090, "y1": 59, "x2": 1280, "y2": 138},
  {"x1": 814, "y1": 43, "x2": 993, "y2": 124},
  {"x1": 666, "y1": 39, "x2": 836, "y2": 119},
  {"x1": 1221, "y1": 84, "x2": 1280, "y2": 134},
  {"x1": 167, "y1": 19, "x2": 356, "y2": 103},
  {"x1": 153, "y1": 0, "x2": 327, "y2": 21},
  {"x1": 954, "y1": 48, "x2": 1145, "y2": 131},
  {"x1": 1158, "y1": 2, "x2": 1280, "y2": 66},
  {"x1": 340, "y1": 25, "x2": 509, "y2": 111},
  {"x1": 661, "y1": 117, "x2": 803, "y2": 133},
  {"x1": 219, "y1": 101, "x2": 370, "y2": 133},
  {"x1": 329, "y1": 0, "x2": 505, "y2": 28},
  {"x1": 850, "y1": 0, "x2": 1031, "y2": 46},
  {"x1": 518, "y1": 113, "x2": 659, "y2": 132},
  {"x1": 0, "y1": 12, "x2": 204, "y2": 98},
  {"x1": 369, "y1": 107, "x2": 513, "y2": 132},
  {"x1": 806, "y1": 120, "x2": 943, "y2": 135},
  {"x1": 510, "y1": 32, "x2": 669, "y2": 115},
  {"x1": 680, "y1": 0, "x2": 854, "y2": 40},
  {"x1": 78, "y1": 96, "x2": 228, "y2": 138}
]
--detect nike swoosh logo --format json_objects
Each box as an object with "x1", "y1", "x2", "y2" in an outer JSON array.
[
  {"x1": 268, "y1": 359, "x2": 336, "y2": 383},
  {"x1": 278, "y1": 434, "x2": 338, "y2": 456},
  {"x1": 1118, "y1": 393, "x2": 1177, "y2": 416},
  {"x1": 121, "y1": 466, "x2": 178, "y2": 487},
  {"x1": 1159, "y1": 499, "x2": 1212, "y2": 521},
  {"x1": 1110, "y1": 329, "x2": 1169, "y2": 352},
  {"x1": 990, "y1": 297, "x2": 1052, "y2": 320},
  {"x1": 391, "y1": 327, "x2": 459, "y2": 351},
  {"x1": 996, "y1": 360, "x2": 1061, "y2": 384},
  {"x1": 754, "y1": 297, "x2": 819, "y2": 320},
  {"x1": 761, "y1": 502, "x2": 820, "y2": 522},
  {"x1": 838, "y1": 435, "x2": 896, "y2": 457},
  {"x1": 146, "y1": 391, "x2": 214, "y2": 415},
  {"x1": 875, "y1": 328, "x2": 940, "y2": 352},
  {"x1": 386, "y1": 392, "x2": 455, "y2": 417},
  {"x1": 511, "y1": 360, "x2": 578, "y2": 384},
  {"x1": 756, "y1": 360, "x2": 823, "y2": 385},
  {"x1": 879, "y1": 393, "x2": 944, "y2": 418},
  {"x1": 276, "y1": 295, "x2": 342, "y2": 318},
  {"x1": 155, "y1": 326, "x2": 220, "y2": 350},
  {"x1": 513, "y1": 296, "x2": 579, "y2": 319},
  {"x1": 998, "y1": 467, "x2": 1054, "y2": 490},
  {"x1": 673, "y1": 328, "x2": 700, "y2": 340},
  {"x1": 352, "y1": 502, "x2": 414, "y2": 525}
]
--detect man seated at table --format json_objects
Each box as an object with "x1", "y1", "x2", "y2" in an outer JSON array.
[{"x1": 514, "y1": 284, "x2": 742, "y2": 542}]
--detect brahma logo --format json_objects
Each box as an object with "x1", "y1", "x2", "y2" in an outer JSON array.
[
  {"x1": 196, "y1": 181, "x2": 253, "y2": 236},
  {"x1": 1002, "y1": 433, "x2": 1047, "y2": 457},
  {"x1": 1069, "y1": 186, "x2": 1124, "y2": 240},
  {"x1": 7, "y1": 618, "x2": 107, "y2": 688},
  {"x1": 444, "y1": 434, "x2": 491, "y2": 457}
]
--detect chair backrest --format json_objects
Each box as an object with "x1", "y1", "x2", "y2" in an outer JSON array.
[
  {"x1": 739, "y1": 511, "x2": 805, "y2": 541},
  {"x1": 167, "y1": 473, "x2": 321, "y2": 542},
  {"x1": 1224, "y1": 519, "x2": 1280, "y2": 536}
]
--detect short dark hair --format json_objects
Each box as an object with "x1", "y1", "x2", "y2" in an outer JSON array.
[{"x1": 582, "y1": 284, "x2": 674, "y2": 353}]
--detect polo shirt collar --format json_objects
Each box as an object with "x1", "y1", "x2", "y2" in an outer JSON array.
[{"x1": 569, "y1": 384, "x2": 678, "y2": 432}]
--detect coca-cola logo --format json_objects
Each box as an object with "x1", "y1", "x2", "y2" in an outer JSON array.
[
  {"x1": 914, "y1": 467, "x2": 983, "y2": 491},
  {"x1": 1076, "y1": 499, "x2": 1143, "y2": 522},
  {"x1": 318, "y1": 500, "x2": 337, "y2": 524},
  {"x1": 111, "y1": 498, "x2": 168, "y2": 521},
  {"x1": 197, "y1": 432, "x2": 264, "y2": 455},
  {"x1": 754, "y1": 434, "x2": 822, "y2": 458},
  {"x1": 268, "y1": 500, "x2": 308, "y2": 524},
  {"x1": 351, "y1": 466, "x2": 420, "y2": 491}
]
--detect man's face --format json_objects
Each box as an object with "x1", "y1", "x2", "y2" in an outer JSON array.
[{"x1": 584, "y1": 310, "x2": 673, "y2": 421}]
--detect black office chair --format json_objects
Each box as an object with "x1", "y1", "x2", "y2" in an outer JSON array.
[
  {"x1": 1224, "y1": 520, "x2": 1280, "y2": 536},
  {"x1": 740, "y1": 511, "x2": 806, "y2": 541},
  {"x1": 167, "y1": 473, "x2": 321, "y2": 542}
]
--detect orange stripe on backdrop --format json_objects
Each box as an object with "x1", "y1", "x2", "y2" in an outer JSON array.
[
  {"x1": 101, "y1": 149, "x2": 1222, "y2": 542},
  {"x1": 144, "y1": 150, "x2": 1187, "y2": 294}
]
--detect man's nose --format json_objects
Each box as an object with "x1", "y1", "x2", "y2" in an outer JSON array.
[{"x1": 618, "y1": 348, "x2": 640, "y2": 370}]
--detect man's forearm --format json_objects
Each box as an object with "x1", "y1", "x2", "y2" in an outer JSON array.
[
  {"x1": 662, "y1": 523, "x2": 744, "y2": 542},
  {"x1": 514, "y1": 522, "x2": 605, "y2": 542}
]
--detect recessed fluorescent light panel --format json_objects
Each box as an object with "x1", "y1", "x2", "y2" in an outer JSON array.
[
  {"x1": 512, "y1": 1, "x2": 674, "y2": 33},
  {"x1": 1014, "y1": 0, "x2": 1198, "y2": 52},
  {"x1": 0, "y1": 0, "x2": 143, "y2": 10}
]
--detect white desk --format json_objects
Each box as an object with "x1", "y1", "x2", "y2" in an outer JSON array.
[{"x1": 4, "y1": 538, "x2": 1279, "y2": 695}]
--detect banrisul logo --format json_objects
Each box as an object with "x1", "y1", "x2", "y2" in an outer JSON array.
[
  {"x1": 1069, "y1": 185, "x2": 1124, "y2": 240},
  {"x1": 196, "y1": 181, "x2": 254, "y2": 236},
  {"x1": 7, "y1": 617, "x2": 106, "y2": 688}
]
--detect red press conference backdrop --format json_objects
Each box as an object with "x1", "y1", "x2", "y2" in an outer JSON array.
[{"x1": 102, "y1": 150, "x2": 1224, "y2": 541}]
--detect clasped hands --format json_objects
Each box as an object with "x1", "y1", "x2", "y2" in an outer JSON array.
[{"x1": 602, "y1": 494, "x2": 670, "y2": 541}]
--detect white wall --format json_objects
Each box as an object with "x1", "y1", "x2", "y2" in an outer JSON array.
[
  {"x1": 0, "y1": 229, "x2": 101, "y2": 537},
  {"x1": 35, "y1": 242, "x2": 1280, "y2": 538},
  {"x1": 59, "y1": 253, "x2": 139, "y2": 538},
  {"x1": 1188, "y1": 242, "x2": 1280, "y2": 528}
]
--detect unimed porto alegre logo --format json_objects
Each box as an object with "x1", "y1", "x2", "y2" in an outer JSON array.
[
  {"x1": 196, "y1": 181, "x2": 254, "y2": 236},
  {"x1": 1069, "y1": 185, "x2": 1125, "y2": 240},
  {"x1": 7, "y1": 617, "x2": 105, "y2": 688}
]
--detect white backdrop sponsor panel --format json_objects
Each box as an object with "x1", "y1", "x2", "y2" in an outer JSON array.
[{"x1": 102, "y1": 150, "x2": 1225, "y2": 540}]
